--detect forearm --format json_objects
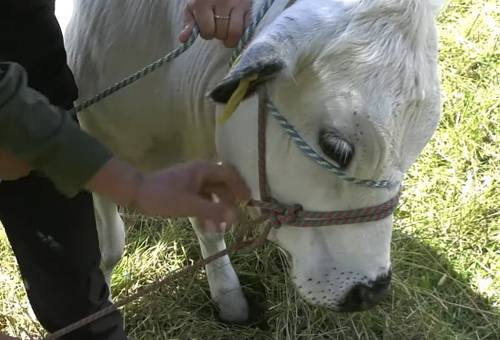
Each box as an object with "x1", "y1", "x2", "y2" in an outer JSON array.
[
  {"x1": 0, "y1": 62, "x2": 112, "y2": 196},
  {"x1": 85, "y1": 158, "x2": 143, "y2": 207}
]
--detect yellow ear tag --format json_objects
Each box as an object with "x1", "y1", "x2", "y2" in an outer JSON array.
[{"x1": 218, "y1": 74, "x2": 258, "y2": 125}]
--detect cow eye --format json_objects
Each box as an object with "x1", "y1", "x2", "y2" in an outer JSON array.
[{"x1": 318, "y1": 128, "x2": 355, "y2": 168}]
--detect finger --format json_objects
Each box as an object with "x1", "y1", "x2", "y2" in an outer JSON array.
[
  {"x1": 213, "y1": 6, "x2": 232, "y2": 42},
  {"x1": 179, "y1": 7, "x2": 196, "y2": 43},
  {"x1": 193, "y1": 3, "x2": 215, "y2": 40},
  {"x1": 224, "y1": 6, "x2": 246, "y2": 47},
  {"x1": 202, "y1": 183, "x2": 237, "y2": 206},
  {"x1": 189, "y1": 195, "x2": 239, "y2": 226},
  {"x1": 197, "y1": 163, "x2": 251, "y2": 201},
  {"x1": 245, "y1": 7, "x2": 251, "y2": 26},
  {"x1": 203, "y1": 220, "x2": 233, "y2": 233}
]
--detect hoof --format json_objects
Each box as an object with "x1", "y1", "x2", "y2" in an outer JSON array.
[
  {"x1": 216, "y1": 291, "x2": 266, "y2": 327},
  {"x1": 215, "y1": 289, "x2": 250, "y2": 323}
]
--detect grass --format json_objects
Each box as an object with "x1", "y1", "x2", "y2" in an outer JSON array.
[{"x1": 1, "y1": 0, "x2": 499, "y2": 338}]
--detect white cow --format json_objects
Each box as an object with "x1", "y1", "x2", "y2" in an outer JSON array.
[{"x1": 66, "y1": 0, "x2": 442, "y2": 322}]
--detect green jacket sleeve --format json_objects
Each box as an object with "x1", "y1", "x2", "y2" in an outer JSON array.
[{"x1": 0, "y1": 62, "x2": 112, "y2": 197}]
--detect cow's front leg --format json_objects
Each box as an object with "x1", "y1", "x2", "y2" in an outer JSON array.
[
  {"x1": 92, "y1": 194, "x2": 126, "y2": 290},
  {"x1": 190, "y1": 218, "x2": 249, "y2": 323}
]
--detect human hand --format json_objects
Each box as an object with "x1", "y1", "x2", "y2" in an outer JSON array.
[
  {"x1": 133, "y1": 161, "x2": 251, "y2": 231},
  {"x1": 0, "y1": 149, "x2": 31, "y2": 180},
  {"x1": 86, "y1": 159, "x2": 251, "y2": 232},
  {"x1": 179, "y1": 0, "x2": 252, "y2": 47}
]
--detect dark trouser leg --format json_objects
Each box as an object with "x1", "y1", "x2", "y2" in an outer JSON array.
[{"x1": 0, "y1": 174, "x2": 127, "y2": 340}]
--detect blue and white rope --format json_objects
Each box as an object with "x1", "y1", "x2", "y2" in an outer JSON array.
[
  {"x1": 230, "y1": 0, "x2": 277, "y2": 66},
  {"x1": 75, "y1": 28, "x2": 200, "y2": 113},
  {"x1": 76, "y1": 0, "x2": 277, "y2": 113},
  {"x1": 266, "y1": 101, "x2": 401, "y2": 189},
  {"x1": 74, "y1": 0, "x2": 397, "y2": 190}
]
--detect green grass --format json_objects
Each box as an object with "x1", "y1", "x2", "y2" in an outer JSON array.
[{"x1": 1, "y1": 0, "x2": 499, "y2": 338}]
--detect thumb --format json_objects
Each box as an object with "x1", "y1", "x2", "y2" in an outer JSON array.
[
  {"x1": 179, "y1": 9, "x2": 196, "y2": 43},
  {"x1": 188, "y1": 196, "x2": 238, "y2": 226}
]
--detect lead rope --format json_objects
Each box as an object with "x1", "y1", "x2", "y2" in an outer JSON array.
[
  {"x1": 39, "y1": 225, "x2": 271, "y2": 340},
  {"x1": 74, "y1": 0, "x2": 278, "y2": 114},
  {"x1": 36, "y1": 2, "x2": 280, "y2": 339},
  {"x1": 257, "y1": 90, "x2": 271, "y2": 202},
  {"x1": 74, "y1": 28, "x2": 199, "y2": 113},
  {"x1": 35, "y1": 0, "x2": 401, "y2": 336}
]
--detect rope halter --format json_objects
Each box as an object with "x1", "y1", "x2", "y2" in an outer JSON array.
[
  {"x1": 213, "y1": 1, "x2": 402, "y2": 230},
  {"x1": 224, "y1": 85, "x2": 401, "y2": 228},
  {"x1": 74, "y1": 0, "x2": 402, "y2": 230},
  {"x1": 250, "y1": 194, "x2": 401, "y2": 228}
]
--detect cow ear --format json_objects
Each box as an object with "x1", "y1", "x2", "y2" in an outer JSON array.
[{"x1": 209, "y1": 43, "x2": 286, "y2": 103}]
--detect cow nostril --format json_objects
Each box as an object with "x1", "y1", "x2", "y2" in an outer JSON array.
[{"x1": 339, "y1": 271, "x2": 392, "y2": 312}]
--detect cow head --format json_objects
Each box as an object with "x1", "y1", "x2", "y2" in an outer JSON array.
[{"x1": 210, "y1": 0, "x2": 441, "y2": 311}]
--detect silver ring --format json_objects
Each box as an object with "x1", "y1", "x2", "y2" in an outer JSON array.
[{"x1": 214, "y1": 15, "x2": 231, "y2": 20}]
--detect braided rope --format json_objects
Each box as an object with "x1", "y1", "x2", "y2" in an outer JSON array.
[
  {"x1": 250, "y1": 90, "x2": 401, "y2": 228},
  {"x1": 40, "y1": 225, "x2": 272, "y2": 340},
  {"x1": 230, "y1": 0, "x2": 277, "y2": 66},
  {"x1": 249, "y1": 193, "x2": 400, "y2": 227},
  {"x1": 39, "y1": 1, "x2": 401, "y2": 337},
  {"x1": 75, "y1": 0, "x2": 276, "y2": 113},
  {"x1": 36, "y1": 3, "x2": 279, "y2": 339},
  {"x1": 266, "y1": 101, "x2": 401, "y2": 189},
  {"x1": 75, "y1": 27, "x2": 199, "y2": 113}
]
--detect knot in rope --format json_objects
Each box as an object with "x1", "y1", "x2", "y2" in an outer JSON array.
[
  {"x1": 271, "y1": 202, "x2": 303, "y2": 227},
  {"x1": 250, "y1": 199, "x2": 303, "y2": 228}
]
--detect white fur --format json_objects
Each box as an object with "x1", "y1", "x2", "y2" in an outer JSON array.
[{"x1": 66, "y1": 0, "x2": 441, "y2": 318}]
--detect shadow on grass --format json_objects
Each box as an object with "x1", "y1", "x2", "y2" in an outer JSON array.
[{"x1": 114, "y1": 216, "x2": 499, "y2": 339}]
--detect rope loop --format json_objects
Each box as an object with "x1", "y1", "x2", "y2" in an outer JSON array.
[
  {"x1": 279, "y1": 203, "x2": 303, "y2": 225},
  {"x1": 265, "y1": 200, "x2": 303, "y2": 227}
]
